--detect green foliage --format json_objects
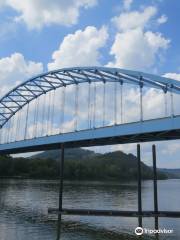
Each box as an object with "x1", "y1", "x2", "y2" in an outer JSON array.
[{"x1": 0, "y1": 148, "x2": 167, "y2": 180}]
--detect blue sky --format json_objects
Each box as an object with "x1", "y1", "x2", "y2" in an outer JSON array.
[
  {"x1": 0, "y1": 0, "x2": 180, "y2": 72},
  {"x1": 0, "y1": 0, "x2": 179, "y2": 168},
  {"x1": 0, "y1": 0, "x2": 179, "y2": 73}
]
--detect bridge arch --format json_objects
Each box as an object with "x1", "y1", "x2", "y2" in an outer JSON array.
[
  {"x1": 0, "y1": 66, "x2": 180, "y2": 147},
  {"x1": 0, "y1": 66, "x2": 180, "y2": 128}
]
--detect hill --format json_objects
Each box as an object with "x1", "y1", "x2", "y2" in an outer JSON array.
[
  {"x1": 27, "y1": 148, "x2": 167, "y2": 180},
  {"x1": 31, "y1": 148, "x2": 99, "y2": 161},
  {"x1": 158, "y1": 168, "x2": 180, "y2": 179},
  {"x1": 0, "y1": 148, "x2": 167, "y2": 180}
]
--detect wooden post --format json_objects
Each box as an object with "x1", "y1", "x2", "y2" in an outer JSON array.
[
  {"x1": 57, "y1": 143, "x2": 65, "y2": 240},
  {"x1": 137, "y1": 144, "x2": 142, "y2": 227},
  {"x1": 152, "y1": 144, "x2": 159, "y2": 230}
]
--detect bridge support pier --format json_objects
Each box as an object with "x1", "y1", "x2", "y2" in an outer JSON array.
[
  {"x1": 56, "y1": 143, "x2": 64, "y2": 240},
  {"x1": 137, "y1": 144, "x2": 142, "y2": 227}
]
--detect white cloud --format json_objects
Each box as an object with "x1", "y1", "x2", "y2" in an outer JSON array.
[
  {"x1": 0, "y1": 0, "x2": 5, "y2": 7},
  {"x1": 112, "y1": 6, "x2": 157, "y2": 31},
  {"x1": 163, "y1": 72, "x2": 180, "y2": 81},
  {"x1": 161, "y1": 142, "x2": 180, "y2": 155},
  {"x1": 1, "y1": 0, "x2": 97, "y2": 29},
  {"x1": 0, "y1": 53, "x2": 43, "y2": 96},
  {"x1": 109, "y1": 4, "x2": 170, "y2": 71},
  {"x1": 157, "y1": 14, "x2": 168, "y2": 24},
  {"x1": 48, "y1": 26, "x2": 108, "y2": 70},
  {"x1": 108, "y1": 28, "x2": 170, "y2": 70},
  {"x1": 123, "y1": 0, "x2": 133, "y2": 11},
  {"x1": 145, "y1": 31, "x2": 169, "y2": 49}
]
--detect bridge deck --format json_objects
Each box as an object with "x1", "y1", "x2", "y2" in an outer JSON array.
[{"x1": 0, "y1": 116, "x2": 180, "y2": 154}]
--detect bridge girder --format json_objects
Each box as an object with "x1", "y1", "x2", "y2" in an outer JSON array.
[{"x1": 0, "y1": 115, "x2": 179, "y2": 154}]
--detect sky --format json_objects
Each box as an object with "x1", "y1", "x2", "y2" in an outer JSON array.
[{"x1": 0, "y1": 0, "x2": 179, "y2": 168}]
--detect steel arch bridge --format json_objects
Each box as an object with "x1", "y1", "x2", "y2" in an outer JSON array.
[{"x1": 0, "y1": 66, "x2": 180, "y2": 154}]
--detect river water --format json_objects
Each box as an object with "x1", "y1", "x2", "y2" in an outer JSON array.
[{"x1": 0, "y1": 179, "x2": 180, "y2": 240}]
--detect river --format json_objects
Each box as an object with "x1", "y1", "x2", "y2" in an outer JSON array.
[{"x1": 0, "y1": 179, "x2": 180, "y2": 240}]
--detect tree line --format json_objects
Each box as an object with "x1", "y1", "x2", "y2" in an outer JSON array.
[{"x1": 0, "y1": 149, "x2": 167, "y2": 180}]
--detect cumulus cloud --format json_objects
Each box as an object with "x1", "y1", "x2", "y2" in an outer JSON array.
[
  {"x1": 48, "y1": 26, "x2": 108, "y2": 70},
  {"x1": 0, "y1": 53, "x2": 43, "y2": 96},
  {"x1": 112, "y1": 6, "x2": 157, "y2": 31},
  {"x1": 107, "y1": 28, "x2": 170, "y2": 70},
  {"x1": 163, "y1": 72, "x2": 180, "y2": 81},
  {"x1": 0, "y1": 0, "x2": 97, "y2": 29},
  {"x1": 108, "y1": 4, "x2": 170, "y2": 71}
]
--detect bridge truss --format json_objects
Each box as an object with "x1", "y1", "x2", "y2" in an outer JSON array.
[{"x1": 0, "y1": 67, "x2": 180, "y2": 151}]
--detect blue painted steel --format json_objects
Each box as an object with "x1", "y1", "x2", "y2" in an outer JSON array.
[
  {"x1": 0, "y1": 116, "x2": 179, "y2": 154},
  {"x1": 0, "y1": 67, "x2": 180, "y2": 128}
]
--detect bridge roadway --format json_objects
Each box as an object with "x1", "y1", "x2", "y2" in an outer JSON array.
[{"x1": 0, "y1": 116, "x2": 180, "y2": 154}]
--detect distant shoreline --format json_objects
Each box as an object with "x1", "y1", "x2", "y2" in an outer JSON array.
[{"x1": 0, "y1": 176, "x2": 177, "y2": 181}]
